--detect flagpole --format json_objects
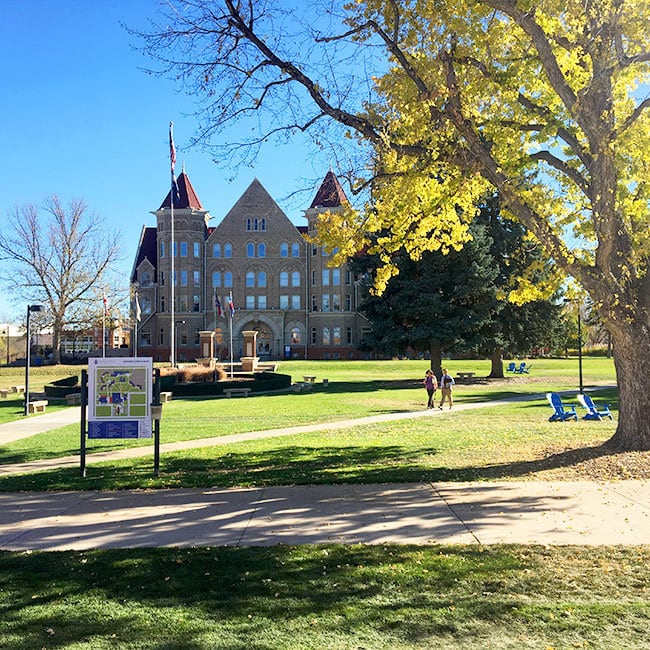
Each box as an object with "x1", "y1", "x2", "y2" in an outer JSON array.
[
  {"x1": 134, "y1": 291, "x2": 140, "y2": 358},
  {"x1": 169, "y1": 121, "x2": 176, "y2": 367},
  {"x1": 229, "y1": 292, "x2": 234, "y2": 378},
  {"x1": 102, "y1": 289, "x2": 106, "y2": 358}
]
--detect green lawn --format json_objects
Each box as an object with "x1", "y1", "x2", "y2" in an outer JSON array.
[{"x1": 1, "y1": 545, "x2": 648, "y2": 649}]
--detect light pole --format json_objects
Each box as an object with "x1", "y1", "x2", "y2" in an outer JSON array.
[
  {"x1": 2, "y1": 327, "x2": 8, "y2": 366},
  {"x1": 175, "y1": 320, "x2": 185, "y2": 367},
  {"x1": 24, "y1": 304, "x2": 43, "y2": 416},
  {"x1": 564, "y1": 299, "x2": 583, "y2": 393}
]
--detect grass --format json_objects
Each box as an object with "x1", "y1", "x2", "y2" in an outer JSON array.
[{"x1": 1, "y1": 544, "x2": 648, "y2": 649}]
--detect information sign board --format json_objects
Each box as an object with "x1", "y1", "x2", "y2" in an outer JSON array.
[{"x1": 87, "y1": 357, "x2": 153, "y2": 439}]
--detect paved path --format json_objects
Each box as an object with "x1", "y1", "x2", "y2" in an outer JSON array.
[
  {"x1": 1, "y1": 481, "x2": 648, "y2": 550},
  {"x1": 2, "y1": 387, "x2": 643, "y2": 550}
]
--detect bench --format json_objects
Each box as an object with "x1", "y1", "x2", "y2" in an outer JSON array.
[
  {"x1": 303, "y1": 375, "x2": 317, "y2": 384},
  {"x1": 456, "y1": 372, "x2": 476, "y2": 382},
  {"x1": 224, "y1": 387, "x2": 251, "y2": 398},
  {"x1": 0, "y1": 388, "x2": 9, "y2": 398},
  {"x1": 65, "y1": 392, "x2": 82, "y2": 405},
  {"x1": 28, "y1": 400, "x2": 48, "y2": 414},
  {"x1": 159, "y1": 391, "x2": 173, "y2": 402},
  {"x1": 11, "y1": 385, "x2": 25, "y2": 393}
]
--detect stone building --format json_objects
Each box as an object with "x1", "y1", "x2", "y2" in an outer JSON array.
[{"x1": 130, "y1": 170, "x2": 370, "y2": 362}]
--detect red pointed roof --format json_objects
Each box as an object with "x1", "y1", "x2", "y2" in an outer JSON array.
[
  {"x1": 309, "y1": 170, "x2": 349, "y2": 209},
  {"x1": 159, "y1": 171, "x2": 204, "y2": 210}
]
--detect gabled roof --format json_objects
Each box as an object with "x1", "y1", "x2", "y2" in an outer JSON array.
[
  {"x1": 159, "y1": 171, "x2": 204, "y2": 210},
  {"x1": 130, "y1": 226, "x2": 158, "y2": 283},
  {"x1": 309, "y1": 170, "x2": 349, "y2": 209}
]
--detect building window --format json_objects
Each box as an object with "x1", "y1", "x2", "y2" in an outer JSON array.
[
  {"x1": 180, "y1": 241, "x2": 188, "y2": 257},
  {"x1": 260, "y1": 218, "x2": 266, "y2": 231},
  {"x1": 179, "y1": 294, "x2": 188, "y2": 311},
  {"x1": 246, "y1": 271, "x2": 255, "y2": 287},
  {"x1": 345, "y1": 294, "x2": 352, "y2": 311},
  {"x1": 332, "y1": 294, "x2": 341, "y2": 311},
  {"x1": 159, "y1": 328, "x2": 164, "y2": 345},
  {"x1": 246, "y1": 242, "x2": 255, "y2": 257},
  {"x1": 193, "y1": 242, "x2": 200, "y2": 258},
  {"x1": 332, "y1": 269, "x2": 341, "y2": 285},
  {"x1": 212, "y1": 271, "x2": 221, "y2": 287},
  {"x1": 194, "y1": 329, "x2": 200, "y2": 345},
  {"x1": 346, "y1": 327, "x2": 353, "y2": 344},
  {"x1": 322, "y1": 294, "x2": 330, "y2": 312},
  {"x1": 258, "y1": 271, "x2": 267, "y2": 288},
  {"x1": 258, "y1": 295, "x2": 267, "y2": 309},
  {"x1": 160, "y1": 242, "x2": 165, "y2": 258},
  {"x1": 141, "y1": 328, "x2": 151, "y2": 346},
  {"x1": 323, "y1": 327, "x2": 331, "y2": 345},
  {"x1": 224, "y1": 243, "x2": 232, "y2": 258},
  {"x1": 140, "y1": 297, "x2": 152, "y2": 314},
  {"x1": 173, "y1": 242, "x2": 178, "y2": 257},
  {"x1": 312, "y1": 270, "x2": 317, "y2": 286},
  {"x1": 193, "y1": 295, "x2": 200, "y2": 312},
  {"x1": 290, "y1": 327, "x2": 301, "y2": 344},
  {"x1": 258, "y1": 242, "x2": 266, "y2": 257},
  {"x1": 193, "y1": 271, "x2": 200, "y2": 287},
  {"x1": 224, "y1": 272, "x2": 233, "y2": 288},
  {"x1": 333, "y1": 327, "x2": 341, "y2": 345},
  {"x1": 213, "y1": 243, "x2": 221, "y2": 258},
  {"x1": 311, "y1": 328, "x2": 317, "y2": 344},
  {"x1": 312, "y1": 245, "x2": 318, "y2": 256},
  {"x1": 280, "y1": 295, "x2": 289, "y2": 309},
  {"x1": 280, "y1": 271, "x2": 289, "y2": 287},
  {"x1": 246, "y1": 295, "x2": 255, "y2": 309},
  {"x1": 140, "y1": 270, "x2": 151, "y2": 285},
  {"x1": 345, "y1": 270, "x2": 352, "y2": 285},
  {"x1": 246, "y1": 218, "x2": 252, "y2": 231},
  {"x1": 312, "y1": 295, "x2": 318, "y2": 311},
  {"x1": 161, "y1": 296, "x2": 165, "y2": 312},
  {"x1": 291, "y1": 242, "x2": 300, "y2": 257},
  {"x1": 160, "y1": 271, "x2": 165, "y2": 287},
  {"x1": 291, "y1": 295, "x2": 301, "y2": 309},
  {"x1": 180, "y1": 270, "x2": 188, "y2": 287},
  {"x1": 280, "y1": 242, "x2": 289, "y2": 257},
  {"x1": 180, "y1": 330, "x2": 188, "y2": 345},
  {"x1": 322, "y1": 269, "x2": 330, "y2": 285},
  {"x1": 291, "y1": 271, "x2": 300, "y2": 287}
]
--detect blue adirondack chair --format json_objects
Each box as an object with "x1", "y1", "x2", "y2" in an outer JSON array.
[
  {"x1": 514, "y1": 362, "x2": 531, "y2": 374},
  {"x1": 577, "y1": 394, "x2": 613, "y2": 420},
  {"x1": 546, "y1": 392, "x2": 578, "y2": 422},
  {"x1": 506, "y1": 362, "x2": 516, "y2": 372}
]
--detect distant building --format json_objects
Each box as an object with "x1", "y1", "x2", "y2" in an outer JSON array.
[{"x1": 130, "y1": 170, "x2": 370, "y2": 362}]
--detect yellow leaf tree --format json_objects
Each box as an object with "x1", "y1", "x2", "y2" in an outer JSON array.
[{"x1": 139, "y1": 0, "x2": 649, "y2": 449}]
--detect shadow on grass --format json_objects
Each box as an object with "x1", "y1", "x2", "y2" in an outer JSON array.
[
  {"x1": 0, "y1": 544, "x2": 589, "y2": 649},
  {"x1": 0, "y1": 439, "x2": 621, "y2": 492}
]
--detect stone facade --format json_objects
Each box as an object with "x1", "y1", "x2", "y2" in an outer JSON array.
[{"x1": 131, "y1": 171, "x2": 370, "y2": 362}]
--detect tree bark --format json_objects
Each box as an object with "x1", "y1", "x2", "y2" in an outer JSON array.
[
  {"x1": 429, "y1": 342, "x2": 443, "y2": 377},
  {"x1": 608, "y1": 324, "x2": 650, "y2": 450},
  {"x1": 489, "y1": 348, "x2": 504, "y2": 378}
]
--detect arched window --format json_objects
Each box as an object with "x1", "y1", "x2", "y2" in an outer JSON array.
[
  {"x1": 279, "y1": 271, "x2": 289, "y2": 287},
  {"x1": 246, "y1": 271, "x2": 255, "y2": 287},
  {"x1": 258, "y1": 271, "x2": 267, "y2": 288},
  {"x1": 224, "y1": 243, "x2": 232, "y2": 258},
  {"x1": 258, "y1": 242, "x2": 266, "y2": 257},
  {"x1": 290, "y1": 327, "x2": 301, "y2": 344},
  {"x1": 291, "y1": 271, "x2": 300, "y2": 287},
  {"x1": 246, "y1": 242, "x2": 255, "y2": 257},
  {"x1": 291, "y1": 242, "x2": 301, "y2": 257},
  {"x1": 224, "y1": 272, "x2": 233, "y2": 288},
  {"x1": 212, "y1": 271, "x2": 221, "y2": 287},
  {"x1": 213, "y1": 243, "x2": 221, "y2": 258},
  {"x1": 280, "y1": 242, "x2": 289, "y2": 257}
]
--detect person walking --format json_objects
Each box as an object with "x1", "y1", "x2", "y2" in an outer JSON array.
[
  {"x1": 423, "y1": 369, "x2": 438, "y2": 409},
  {"x1": 439, "y1": 368, "x2": 455, "y2": 410}
]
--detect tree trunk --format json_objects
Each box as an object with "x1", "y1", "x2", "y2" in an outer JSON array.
[
  {"x1": 51, "y1": 318, "x2": 62, "y2": 365},
  {"x1": 429, "y1": 342, "x2": 443, "y2": 376},
  {"x1": 608, "y1": 324, "x2": 650, "y2": 451},
  {"x1": 489, "y1": 348, "x2": 504, "y2": 378}
]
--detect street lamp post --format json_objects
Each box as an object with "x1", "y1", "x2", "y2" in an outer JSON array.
[
  {"x1": 3, "y1": 327, "x2": 8, "y2": 366},
  {"x1": 564, "y1": 299, "x2": 583, "y2": 393},
  {"x1": 24, "y1": 304, "x2": 43, "y2": 416}
]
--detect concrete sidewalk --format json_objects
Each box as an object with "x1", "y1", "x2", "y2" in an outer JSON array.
[{"x1": 1, "y1": 481, "x2": 648, "y2": 550}]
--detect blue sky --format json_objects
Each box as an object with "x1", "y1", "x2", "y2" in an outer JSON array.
[{"x1": 0, "y1": 0, "x2": 334, "y2": 321}]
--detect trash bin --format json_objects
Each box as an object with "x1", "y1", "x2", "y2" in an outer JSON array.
[{"x1": 323, "y1": 379, "x2": 329, "y2": 387}]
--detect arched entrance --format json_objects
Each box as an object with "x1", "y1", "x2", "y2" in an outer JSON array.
[{"x1": 241, "y1": 320, "x2": 274, "y2": 359}]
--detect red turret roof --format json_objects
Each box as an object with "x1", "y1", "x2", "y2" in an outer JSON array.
[
  {"x1": 159, "y1": 171, "x2": 204, "y2": 210},
  {"x1": 309, "y1": 170, "x2": 349, "y2": 209}
]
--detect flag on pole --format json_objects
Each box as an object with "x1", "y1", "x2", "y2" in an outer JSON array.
[
  {"x1": 135, "y1": 294, "x2": 142, "y2": 322},
  {"x1": 214, "y1": 290, "x2": 223, "y2": 317},
  {"x1": 169, "y1": 121, "x2": 176, "y2": 174},
  {"x1": 102, "y1": 289, "x2": 108, "y2": 314},
  {"x1": 227, "y1": 292, "x2": 235, "y2": 317}
]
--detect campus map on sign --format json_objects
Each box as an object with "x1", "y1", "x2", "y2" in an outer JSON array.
[{"x1": 87, "y1": 357, "x2": 153, "y2": 439}]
